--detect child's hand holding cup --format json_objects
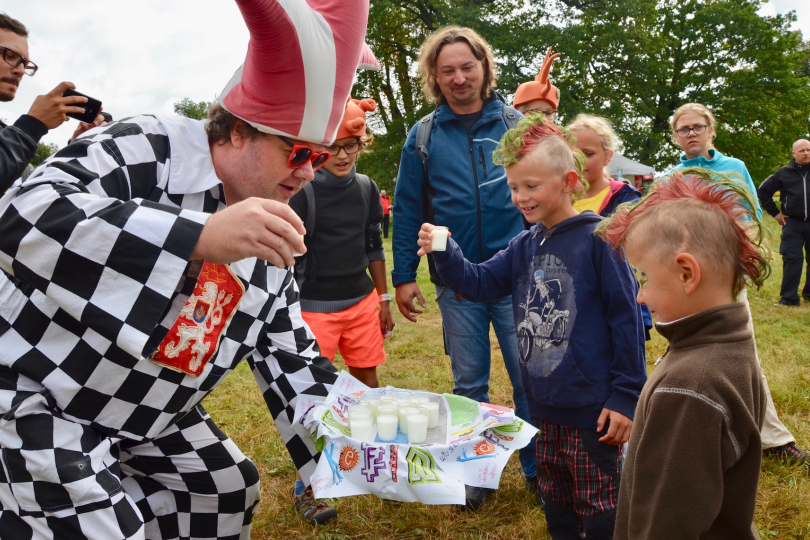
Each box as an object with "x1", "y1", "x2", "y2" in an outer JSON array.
[{"x1": 417, "y1": 223, "x2": 451, "y2": 256}]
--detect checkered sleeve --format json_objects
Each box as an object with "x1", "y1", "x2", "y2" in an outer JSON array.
[
  {"x1": 0, "y1": 118, "x2": 211, "y2": 361},
  {"x1": 248, "y1": 265, "x2": 337, "y2": 480}
]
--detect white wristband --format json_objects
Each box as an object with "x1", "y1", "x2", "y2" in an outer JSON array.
[{"x1": 379, "y1": 293, "x2": 391, "y2": 302}]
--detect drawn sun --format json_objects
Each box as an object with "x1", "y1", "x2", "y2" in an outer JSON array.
[
  {"x1": 339, "y1": 445, "x2": 360, "y2": 471},
  {"x1": 474, "y1": 440, "x2": 495, "y2": 456}
]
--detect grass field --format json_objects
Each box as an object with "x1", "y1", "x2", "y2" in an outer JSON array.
[{"x1": 202, "y1": 217, "x2": 810, "y2": 539}]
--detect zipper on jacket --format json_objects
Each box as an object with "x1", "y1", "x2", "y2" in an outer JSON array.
[
  {"x1": 478, "y1": 146, "x2": 488, "y2": 180},
  {"x1": 469, "y1": 133, "x2": 485, "y2": 261},
  {"x1": 802, "y1": 171, "x2": 808, "y2": 220}
]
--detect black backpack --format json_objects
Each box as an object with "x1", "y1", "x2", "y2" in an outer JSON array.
[{"x1": 295, "y1": 174, "x2": 379, "y2": 291}]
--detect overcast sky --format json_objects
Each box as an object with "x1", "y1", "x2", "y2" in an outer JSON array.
[{"x1": 1, "y1": 0, "x2": 807, "y2": 148}]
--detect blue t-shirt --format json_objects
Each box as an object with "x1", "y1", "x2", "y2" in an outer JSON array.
[{"x1": 669, "y1": 149, "x2": 762, "y2": 219}]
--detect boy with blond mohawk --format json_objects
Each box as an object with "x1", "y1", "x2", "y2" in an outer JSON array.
[
  {"x1": 599, "y1": 170, "x2": 768, "y2": 539},
  {"x1": 417, "y1": 116, "x2": 646, "y2": 539}
]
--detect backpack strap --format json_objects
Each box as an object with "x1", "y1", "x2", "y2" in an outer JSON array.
[
  {"x1": 415, "y1": 111, "x2": 435, "y2": 181},
  {"x1": 355, "y1": 173, "x2": 375, "y2": 216},
  {"x1": 302, "y1": 181, "x2": 317, "y2": 238},
  {"x1": 502, "y1": 105, "x2": 520, "y2": 130},
  {"x1": 355, "y1": 173, "x2": 382, "y2": 253},
  {"x1": 295, "y1": 182, "x2": 317, "y2": 292}
]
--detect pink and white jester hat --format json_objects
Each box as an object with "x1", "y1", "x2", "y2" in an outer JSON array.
[{"x1": 218, "y1": 0, "x2": 374, "y2": 144}]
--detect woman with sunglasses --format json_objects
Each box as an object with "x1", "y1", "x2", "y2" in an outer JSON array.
[
  {"x1": 667, "y1": 102, "x2": 810, "y2": 467},
  {"x1": 290, "y1": 97, "x2": 394, "y2": 391}
]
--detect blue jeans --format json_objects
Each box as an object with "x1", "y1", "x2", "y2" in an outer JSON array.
[{"x1": 436, "y1": 286, "x2": 537, "y2": 479}]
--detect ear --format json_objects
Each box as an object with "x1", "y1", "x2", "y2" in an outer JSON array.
[
  {"x1": 562, "y1": 170, "x2": 580, "y2": 194},
  {"x1": 229, "y1": 122, "x2": 248, "y2": 149},
  {"x1": 602, "y1": 149, "x2": 614, "y2": 167},
  {"x1": 674, "y1": 252, "x2": 701, "y2": 295}
]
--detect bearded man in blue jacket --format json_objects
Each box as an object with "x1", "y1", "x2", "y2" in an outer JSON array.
[{"x1": 392, "y1": 26, "x2": 535, "y2": 509}]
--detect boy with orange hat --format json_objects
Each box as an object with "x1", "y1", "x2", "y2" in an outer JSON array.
[
  {"x1": 513, "y1": 47, "x2": 561, "y2": 122},
  {"x1": 291, "y1": 96, "x2": 394, "y2": 390}
]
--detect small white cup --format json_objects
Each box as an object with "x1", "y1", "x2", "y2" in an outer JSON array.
[
  {"x1": 291, "y1": 233, "x2": 306, "y2": 257},
  {"x1": 431, "y1": 227, "x2": 449, "y2": 251}
]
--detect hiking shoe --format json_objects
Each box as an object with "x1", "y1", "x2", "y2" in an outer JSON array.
[
  {"x1": 774, "y1": 299, "x2": 800, "y2": 307},
  {"x1": 764, "y1": 442, "x2": 810, "y2": 466},
  {"x1": 524, "y1": 475, "x2": 538, "y2": 493},
  {"x1": 459, "y1": 485, "x2": 494, "y2": 511},
  {"x1": 293, "y1": 488, "x2": 337, "y2": 525}
]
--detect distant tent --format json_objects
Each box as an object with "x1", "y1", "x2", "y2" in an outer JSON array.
[{"x1": 607, "y1": 152, "x2": 655, "y2": 178}]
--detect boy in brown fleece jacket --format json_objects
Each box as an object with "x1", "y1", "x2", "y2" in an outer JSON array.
[{"x1": 598, "y1": 169, "x2": 770, "y2": 539}]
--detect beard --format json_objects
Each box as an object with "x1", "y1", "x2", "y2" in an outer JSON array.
[{"x1": 0, "y1": 77, "x2": 20, "y2": 102}]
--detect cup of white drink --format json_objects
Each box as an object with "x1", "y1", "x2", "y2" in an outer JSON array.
[
  {"x1": 376, "y1": 407, "x2": 399, "y2": 442},
  {"x1": 407, "y1": 407, "x2": 429, "y2": 444},
  {"x1": 351, "y1": 413, "x2": 374, "y2": 442},
  {"x1": 431, "y1": 226, "x2": 449, "y2": 251},
  {"x1": 397, "y1": 402, "x2": 414, "y2": 434}
]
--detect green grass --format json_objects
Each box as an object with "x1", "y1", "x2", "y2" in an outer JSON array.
[{"x1": 202, "y1": 218, "x2": 810, "y2": 539}]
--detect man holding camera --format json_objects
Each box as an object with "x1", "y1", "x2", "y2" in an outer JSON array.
[
  {"x1": 0, "y1": 1, "x2": 369, "y2": 538},
  {"x1": 0, "y1": 12, "x2": 105, "y2": 194}
]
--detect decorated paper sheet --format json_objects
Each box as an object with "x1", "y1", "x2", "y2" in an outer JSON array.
[{"x1": 292, "y1": 371, "x2": 539, "y2": 505}]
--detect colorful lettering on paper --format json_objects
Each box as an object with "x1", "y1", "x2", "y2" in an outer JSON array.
[
  {"x1": 494, "y1": 419, "x2": 525, "y2": 433},
  {"x1": 390, "y1": 445, "x2": 398, "y2": 482},
  {"x1": 474, "y1": 440, "x2": 495, "y2": 455},
  {"x1": 406, "y1": 447, "x2": 442, "y2": 485},
  {"x1": 320, "y1": 410, "x2": 350, "y2": 436},
  {"x1": 339, "y1": 445, "x2": 360, "y2": 472},
  {"x1": 323, "y1": 440, "x2": 343, "y2": 485},
  {"x1": 481, "y1": 431, "x2": 510, "y2": 452},
  {"x1": 361, "y1": 444, "x2": 387, "y2": 482}
]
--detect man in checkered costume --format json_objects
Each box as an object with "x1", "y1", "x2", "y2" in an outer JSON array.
[{"x1": 0, "y1": 0, "x2": 373, "y2": 538}]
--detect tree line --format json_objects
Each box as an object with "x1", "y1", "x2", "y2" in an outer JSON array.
[{"x1": 162, "y1": 0, "x2": 806, "y2": 193}]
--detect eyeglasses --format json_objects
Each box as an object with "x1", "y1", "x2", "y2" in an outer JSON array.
[
  {"x1": 674, "y1": 124, "x2": 708, "y2": 137},
  {"x1": 325, "y1": 140, "x2": 361, "y2": 156},
  {"x1": 0, "y1": 46, "x2": 37, "y2": 76},
  {"x1": 278, "y1": 136, "x2": 331, "y2": 171},
  {"x1": 524, "y1": 108, "x2": 557, "y2": 119}
]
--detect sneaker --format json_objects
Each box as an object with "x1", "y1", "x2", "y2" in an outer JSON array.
[
  {"x1": 524, "y1": 475, "x2": 538, "y2": 493},
  {"x1": 459, "y1": 485, "x2": 495, "y2": 511},
  {"x1": 292, "y1": 488, "x2": 337, "y2": 525},
  {"x1": 774, "y1": 299, "x2": 800, "y2": 307},
  {"x1": 764, "y1": 442, "x2": 810, "y2": 466}
]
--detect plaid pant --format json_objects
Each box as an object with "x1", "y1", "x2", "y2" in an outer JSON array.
[
  {"x1": 534, "y1": 419, "x2": 623, "y2": 540},
  {"x1": 0, "y1": 405, "x2": 260, "y2": 540}
]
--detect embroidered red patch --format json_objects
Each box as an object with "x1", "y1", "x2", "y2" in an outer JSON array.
[{"x1": 150, "y1": 262, "x2": 245, "y2": 377}]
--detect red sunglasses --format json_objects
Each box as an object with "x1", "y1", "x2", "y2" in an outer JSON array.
[{"x1": 279, "y1": 136, "x2": 331, "y2": 171}]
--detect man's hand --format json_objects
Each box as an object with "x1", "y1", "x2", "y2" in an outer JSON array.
[
  {"x1": 190, "y1": 197, "x2": 307, "y2": 268},
  {"x1": 775, "y1": 212, "x2": 787, "y2": 226},
  {"x1": 378, "y1": 300, "x2": 395, "y2": 336},
  {"x1": 70, "y1": 111, "x2": 107, "y2": 143},
  {"x1": 395, "y1": 282, "x2": 426, "y2": 323},
  {"x1": 416, "y1": 222, "x2": 451, "y2": 256},
  {"x1": 27, "y1": 82, "x2": 89, "y2": 129},
  {"x1": 596, "y1": 408, "x2": 632, "y2": 445}
]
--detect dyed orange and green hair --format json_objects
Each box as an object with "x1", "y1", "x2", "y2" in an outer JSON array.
[
  {"x1": 597, "y1": 168, "x2": 771, "y2": 298},
  {"x1": 493, "y1": 113, "x2": 587, "y2": 198}
]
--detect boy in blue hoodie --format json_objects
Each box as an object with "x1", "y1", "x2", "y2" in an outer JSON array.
[{"x1": 417, "y1": 116, "x2": 646, "y2": 539}]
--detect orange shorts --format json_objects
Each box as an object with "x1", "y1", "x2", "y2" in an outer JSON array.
[{"x1": 302, "y1": 292, "x2": 386, "y2": 368}]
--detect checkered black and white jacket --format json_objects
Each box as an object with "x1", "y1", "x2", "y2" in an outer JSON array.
[{"x1": 0, "y1": 115, "x2": 336, "y2": 478}]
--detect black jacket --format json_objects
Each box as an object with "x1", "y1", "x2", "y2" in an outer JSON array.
[
  {"x1": 0, "y1": 115, "x2": 48, "y2": 195},
  {"x1": 758, "y1": 159, "x2": 810, "y2": 220}
]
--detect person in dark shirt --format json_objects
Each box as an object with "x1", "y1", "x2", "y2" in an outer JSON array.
[
  {"x1": 0, "y1": 12, "x2": 104, "y2": 193},
  {"x1": 291, "y1": 97, "x2": 394, "y2": 389},
  {"x1": 758, "y1": 139, "x2": 810, "y2": 307}
]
